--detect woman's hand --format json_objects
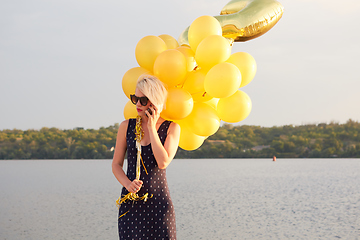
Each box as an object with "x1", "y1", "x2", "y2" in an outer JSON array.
[
  {"x1": 146, "y1": 105, "x2": 160, "y2": 130},
  {"x1": 126, "y1": 179, "x2": 143, "y2": 193}
]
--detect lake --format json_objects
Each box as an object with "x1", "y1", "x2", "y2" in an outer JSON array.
[{"x1": 0, "y1": 159, "x2": 359, "y2": 240}]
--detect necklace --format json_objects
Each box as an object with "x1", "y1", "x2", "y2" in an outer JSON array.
[{"x1": 116, "y1": 115, "x2": 152, "y2": 217}]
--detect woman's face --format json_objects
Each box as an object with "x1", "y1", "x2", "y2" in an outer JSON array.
[{"x1": 134, "y1": 88, "x2": 152, "y2": 117}]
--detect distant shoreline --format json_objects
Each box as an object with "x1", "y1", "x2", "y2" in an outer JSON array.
[{"x1": 1, "y1": 120, "x2": 360, "y2": 159}]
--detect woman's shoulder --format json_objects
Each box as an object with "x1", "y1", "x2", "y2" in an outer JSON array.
[
  {"x1": 118, "y1": 119, "x2": 132, "y2": 131},
  {"x1": 159, "y1": 118, "x2": 178, "y2": 126},
  {"x1": 167, "y1": 121, "x2": 180, "y2": 134},
  {"x1": 120, "y1": 119, "x2": 130, "y2": 126},
  {"x1": 120, "y1": 118, "x2": 137, "y2": 125}
]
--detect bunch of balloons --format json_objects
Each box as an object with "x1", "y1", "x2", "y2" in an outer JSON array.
[
  {"x1": 122, "y1": 0, "x2": 284, "y2": 150},
  {"x1": 122, "y1": 15, "x2": 257, "y2": 151}
]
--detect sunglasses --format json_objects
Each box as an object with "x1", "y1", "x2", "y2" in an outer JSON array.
[{"x1": 130, "y1": 94, "x2": 149, "y2": 106}]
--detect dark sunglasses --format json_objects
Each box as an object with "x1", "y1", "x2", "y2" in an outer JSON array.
[{"x1": 130, "y1": 94, "x2": 149, "y2": 106}]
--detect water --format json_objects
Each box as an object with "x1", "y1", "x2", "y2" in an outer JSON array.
[{"x1": 0, "y1": 159, "x2": 359, "y2": 240}]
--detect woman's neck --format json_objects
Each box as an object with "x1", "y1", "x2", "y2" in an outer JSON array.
[{"x1": 141, "y1": 116, "x2": 148, "y2": 123}]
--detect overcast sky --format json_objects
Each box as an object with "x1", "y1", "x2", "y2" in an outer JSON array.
[{"x1": 1, "y1": 0, "x2": 359, "y2": 130}]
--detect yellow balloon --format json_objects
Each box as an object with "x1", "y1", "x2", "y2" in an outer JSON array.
[
  {"x1": 192, "y1": 92, "x2": 213, "y2": 102},
  {"x1": 153, "y1": 49, "x2": 187, "y2": 87},
  {"x1": 160, "y1": 110, "x2": 173, "y2": 121},
  {"x1": 188, "y1": 15, "x2": 222, "y2": 52},
  {"x1": 135, "y1": 35, "x2": 167, "y2": 71},
  {"x1": 124, "y1": 100, "x2": 138, "y2": 119},
  {"x1": 204, "y1": 98, "x2": 219, "y2": 110},
  {"x1": 178, "y1": 125, "x2": 205, "y2": 151},
  {"x1": 217, "y1": 90, "x2": 252, "y2": 123},
  {"x1": 226, "y1": 52, "x2": 256, "y2": 88},
  {"x1": 182, "y1": 69, "x2": 206, "y2": 94},
  {"x1": 122, "y1": 67, "x2": 151, "y2": 99},
  {"x1": 204, "y1": 62, "x2": 241, "y2": 98},
  {"x1": 158, "y1": 34, "x2": 179, "y2": 49},
  {"x1": 176, "y1": 46, "x2": 196, "y2": 72},
  {"x1": 161, "y1": 88, "x2": 194, "y2": 120},
  {"x1": 195, "y1": 35, "x2": 232, "y2": 70},
  {"x1": 182, "y1": 69, "x2": 213, "y2": 102},
  {"x1": 184, "y1": 102, "x2": 220, "y2": 137}
]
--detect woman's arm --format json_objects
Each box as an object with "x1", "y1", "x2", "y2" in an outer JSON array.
[
  {"x1": 112, "y1": 120, "x2": 142, "y2": 193},
  {"x1": 148, "y1": 121, "x2": 180, "y2": 169}
]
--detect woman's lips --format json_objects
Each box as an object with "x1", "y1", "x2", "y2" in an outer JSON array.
[{"x1": 137, "y1": 108, "x2": 142, "y2": 112}]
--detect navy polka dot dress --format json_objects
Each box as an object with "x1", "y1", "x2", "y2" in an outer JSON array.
[{"x1": 118, "y1": 119, "x2": 176, "y2": 240}]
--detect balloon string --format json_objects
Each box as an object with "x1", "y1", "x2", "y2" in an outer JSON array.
[
  {"x1": 188, "y1": 91, "x2": 208, "y2": 97},
  {"x1": 141, "y1": 154, "x2": 148, "y2": 175},
  {"x1": 116, "y1": 193, "x2": 153, "y2": 218},
  {"x1": 136, "y1": 141, "x2": 141, "y2": 180},
  {"x1": 119, "y1": 208, "x2": 130, "y2": 218},
  {"x1": 134, "y1": 116, "x2": 144, "y2": 180}
]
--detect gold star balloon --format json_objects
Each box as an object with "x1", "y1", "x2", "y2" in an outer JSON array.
[{"x1": 179, "y1": 0, "x2": 284, "y2": 45}]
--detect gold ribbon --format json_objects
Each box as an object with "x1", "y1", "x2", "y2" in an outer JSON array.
[
  {"x1": 116, "y1": 192, "x2": 152, "y2": 218},
  {"x1": 116, "y1": 116, "x2": 153, "y2": 218}
]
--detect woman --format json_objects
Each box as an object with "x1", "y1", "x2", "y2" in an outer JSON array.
[{"x1": 112, "y1": 75, "x2": 180, "y2": 239}]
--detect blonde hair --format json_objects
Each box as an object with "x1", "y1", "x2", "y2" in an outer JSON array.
[{"x1": 136, "y1": 75, "x2": 168, "y2": 112}]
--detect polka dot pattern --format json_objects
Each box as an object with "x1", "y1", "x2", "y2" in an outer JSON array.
[{"x1": 118, "y1": 119, "x2": 176, "y2": 239}]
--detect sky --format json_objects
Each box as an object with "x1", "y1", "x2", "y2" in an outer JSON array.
[{"x1": 1, "y1": 0, "x2": 360, "y2": 130}]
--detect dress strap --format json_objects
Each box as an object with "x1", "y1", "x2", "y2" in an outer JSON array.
[
  {"x1": 126, "y1": 119, "x2": 137, "y2": 145},
  {"x1": 157, "y1": 120, "x2": 172, "y2": 145}
]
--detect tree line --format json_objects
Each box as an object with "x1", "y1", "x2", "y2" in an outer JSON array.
[
  {"x1": 1, "y1": 119, "x2": 360, "y2": 160},
  {"x1": 0, "y1": 126, "x2": 118, "y2": 159}
]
